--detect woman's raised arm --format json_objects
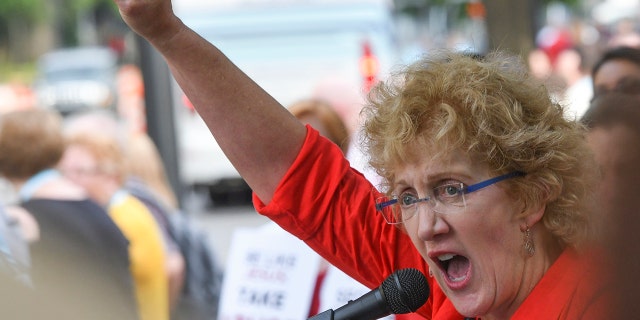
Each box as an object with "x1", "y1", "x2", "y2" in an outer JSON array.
[{"x1": 114, "y1": 0, "x2": 307, "y2": 203}]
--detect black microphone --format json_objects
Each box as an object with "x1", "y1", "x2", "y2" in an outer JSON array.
[{"x1": 308, "y1": 268, "x2": 429, "y2": 320}]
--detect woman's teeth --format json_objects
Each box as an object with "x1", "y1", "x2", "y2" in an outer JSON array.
[{"x1": 438, "y1": 253, "x2": 455, "y2": 261}]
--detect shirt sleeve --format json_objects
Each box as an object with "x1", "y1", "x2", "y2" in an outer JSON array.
[{"x1": 254, "y1": 125, "x2": 462, "y2": 319}]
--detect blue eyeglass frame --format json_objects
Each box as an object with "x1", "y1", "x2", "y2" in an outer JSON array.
[{"x1": 375, "y1": 171, "x2": 526, "y2": 212}]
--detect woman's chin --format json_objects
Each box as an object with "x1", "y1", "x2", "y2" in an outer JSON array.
[{"x1": 447, "y1": 289, "x2": 489, "y2": 319}]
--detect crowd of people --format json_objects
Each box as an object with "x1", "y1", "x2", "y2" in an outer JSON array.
[
  {"x1": 0, "y1": 0, "x2": 638, "y2": 318},
  {"x1": 0, "y1": 61, "x2": 222, "y2": 319}
]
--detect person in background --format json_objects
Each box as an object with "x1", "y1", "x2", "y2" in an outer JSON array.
[
  {"x1": 581, "y1": 93, "x2": 640, "y2": 319},
  {"x1": 0, "y1": 109, "x2": 139, "y2": 320},
  {"x1": 0, "y1": 204, "x2": 50, "y2": 319},
  {"x1": 526, "y1": 48, "x2": 564, "y2": 104},
  {"x1": 58, "y1": 129, "x2": 169, "y2": 320},
  {"x1": 114, "y1": 0, "x2": 610, "y2": 318},
  {"x1": 115, "y1": 116, "x2": 222, "y2": 320},
  {"x1": 123, "y1": 132, "x2": 187, "y2": 314},
  {"x1": 63, "y1": 109, "x2": 187, "y2": 315},
  {"x1": 125, "y1": 132, "x2": 179, "y2": 210},
  {"x1": 606, "y1": 18, "x2": 640, "y2": 49},
  {"x1": 591, "y1": 46, "x2": 640, "y2": 99},
  {"x1": 114, "y1": 62, "x2": 180, "y2": 235},
  {"x1": 555, "y1": 47, "x2": 593, "y2": 119},
  {"x1": 288, "y1": 99, "x2": 350, "y2": 155},
  {"x1": 0, "y1": 204, "x2": 31, "y2": 283},
  {"x1": 527, "y1": 48, "x2": 553, "y2": 81},
  {"x1": 582, "y1": 93, "x2": 640, "y2": 221}
]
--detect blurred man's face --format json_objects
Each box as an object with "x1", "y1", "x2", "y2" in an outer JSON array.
[
  {"x1": 587, "y1": 125, "x2": 637, "y2": 206},
  {"x1": 593, "y1": 59, "x2": 640, "y2": 98}
]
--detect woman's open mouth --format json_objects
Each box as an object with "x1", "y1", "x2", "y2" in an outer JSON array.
[{"x1": 436, "y1": 253, "x2": 472, "y2": 289}]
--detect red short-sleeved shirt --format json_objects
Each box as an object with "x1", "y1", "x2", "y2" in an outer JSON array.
[{"x1": 255, "y1": 126, "x2": 610, "y2": 319}]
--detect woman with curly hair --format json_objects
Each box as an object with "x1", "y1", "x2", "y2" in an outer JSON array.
[{"x1": 112, "y1": 0, "x2": 610, "y2": 318}]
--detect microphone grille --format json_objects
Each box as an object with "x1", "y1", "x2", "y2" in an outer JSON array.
[{"x1": 381, "y1": 268, "x2": 429, "y2": 314}]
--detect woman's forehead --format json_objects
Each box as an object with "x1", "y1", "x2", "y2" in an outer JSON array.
[{"x1": 393, "y1": 148, "x2": 487, "y2": 181}]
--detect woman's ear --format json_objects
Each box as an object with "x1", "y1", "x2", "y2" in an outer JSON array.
[
  {"x1": 521, "y1": 201, "x2": 546, "y2": 229},
  {"x1": 518, "y1": 180, "x2": 555, "y2": 228}
]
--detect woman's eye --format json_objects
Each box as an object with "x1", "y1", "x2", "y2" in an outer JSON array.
[
  {"x1": 436, "y1": 184, "x2": 462, "y2": 198},
  {"x1": 399, "y1": 193, "x2": 418, "y2": 206}
]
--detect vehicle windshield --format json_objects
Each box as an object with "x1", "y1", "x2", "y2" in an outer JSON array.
[{"x1": 42, "y1": 68, "x2": 111, "y2": 81}]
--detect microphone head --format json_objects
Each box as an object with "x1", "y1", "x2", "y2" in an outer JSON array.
[{"x1": 380, "y1": 268, "x2": 429, "y2": 314}]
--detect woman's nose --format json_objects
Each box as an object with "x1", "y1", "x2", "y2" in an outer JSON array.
[{"x1": 416, "y1": 204, "x2": 449, "y2": 241}]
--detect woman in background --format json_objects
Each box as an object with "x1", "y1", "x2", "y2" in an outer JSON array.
[
  {"x1": 0, "y1": 109, "x2": 138, "y2": 320},
  {"x1": 59, "y1": 128, "x2": 169, "y2": 320}
]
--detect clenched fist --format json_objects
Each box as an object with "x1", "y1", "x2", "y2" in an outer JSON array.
[{"x1": 113, "y1": 0, "x2": 183, "y2": 44}]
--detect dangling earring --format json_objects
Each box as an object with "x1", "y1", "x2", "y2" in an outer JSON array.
[
  {"x1": 428, "y1": 269, "x2": 434, "y2": 278},
  {"x1": 523, "y1": 225, "x2": 535, "y2": 257}
]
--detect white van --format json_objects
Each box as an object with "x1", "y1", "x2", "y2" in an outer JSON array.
[
  {"x1": 171, "y1": 0, "x2": 400, "y2": 202},
  {"x1": 34, "y1": 46, "x2": 118, "y2": 116}
]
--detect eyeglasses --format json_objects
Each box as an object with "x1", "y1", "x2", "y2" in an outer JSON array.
[{"x1": 375, "y1": 171, "x2": 525, "y2": 225}]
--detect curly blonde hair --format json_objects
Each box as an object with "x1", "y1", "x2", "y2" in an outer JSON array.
[{"x1": 361, "y1": 50, "x2": 599, "y2": 248}]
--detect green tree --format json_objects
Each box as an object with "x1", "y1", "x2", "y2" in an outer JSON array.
[
  {"x1": 0, "y1": 0, "x2": 45, "y2": 62},
  {"x1": 47, "y1": 0, "x2": 115, "y2": 48},
  {"x1": 0, "y1": 0, "x2": 114, "y2": 63}
]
